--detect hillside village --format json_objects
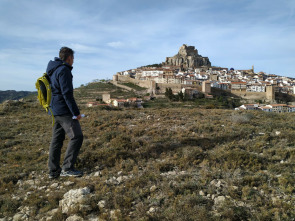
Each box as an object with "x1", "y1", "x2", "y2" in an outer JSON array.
[{"x1": 112, "y1": 44, "x2": 295, "y2": 112}]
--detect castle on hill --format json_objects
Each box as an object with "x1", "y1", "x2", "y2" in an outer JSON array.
[{"x1": 164, "y1": 44, "x2": 211, "y2": 70}]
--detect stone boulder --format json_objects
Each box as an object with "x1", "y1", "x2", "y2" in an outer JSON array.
[{"x1": 59, "y1": 187, "x2": 93, "y2": 214}]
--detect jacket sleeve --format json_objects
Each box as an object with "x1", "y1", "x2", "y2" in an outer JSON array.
[{"x1": 58, "y1": 69, "x2": 80, "y2": 116}]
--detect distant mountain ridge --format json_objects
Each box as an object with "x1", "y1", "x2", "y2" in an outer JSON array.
[{"x1": 0, "y1": 90, "x2": 35, "y2": 103}]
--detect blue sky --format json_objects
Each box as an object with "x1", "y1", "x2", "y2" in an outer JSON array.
[{"x1": 0, "y1": 0, "x2": 294, "y2": 91}]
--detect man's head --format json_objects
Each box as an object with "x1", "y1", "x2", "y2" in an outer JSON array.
[{"x1": 59, "y1": 47, "x2": 74, "y2": 66}]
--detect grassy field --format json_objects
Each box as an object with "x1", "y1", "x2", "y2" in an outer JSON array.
[
  {"x1": 1, "y1": 85, "x2": 295, "y2": 220},
  {"x1": 1, "y1": 99, "x2": 295, "y2": 220}
]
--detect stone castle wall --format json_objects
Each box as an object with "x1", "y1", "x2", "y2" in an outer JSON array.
[
  {"x1": 117, "y1": 75, "x2": 152, "y2": 89},
  {"x1": 155, "y1": 83, "x2": 201, "y2": 94},
  {"x1": 231, "y1": 90, "x2": 270, "y2": 101}
]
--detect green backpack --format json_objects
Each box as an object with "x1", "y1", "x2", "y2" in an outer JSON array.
[
  {"x1": 35, "y1": 64, "x2": 64, "y2": 125},
  {"x1": 35, "y1": 73, "x2": 55, "y2": 125}
]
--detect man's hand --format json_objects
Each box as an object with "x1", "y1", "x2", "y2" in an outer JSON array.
[{"x1": 76, "y1": 114, "x2": 82, "y2": 120}]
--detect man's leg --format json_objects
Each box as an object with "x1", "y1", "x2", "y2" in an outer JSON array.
[
  {"x1": 48, "y1": 121, "x2": 65, "y2": 177},
  {"x1": 59, "y1": 116, "x2": 83, "y2": 171}
]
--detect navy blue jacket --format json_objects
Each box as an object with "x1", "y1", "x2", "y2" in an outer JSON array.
[{"x1": 46, "y1": 57, "x2": 80, "y2": 116}]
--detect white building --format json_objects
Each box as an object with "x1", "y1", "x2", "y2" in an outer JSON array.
[{"x1": 246, "y1": 84, "x2": 266, "y2": 92}]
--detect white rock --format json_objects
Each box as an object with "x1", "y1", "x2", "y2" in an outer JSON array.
[
  {"x1": 216, "y1": 181, "x2": 222, "y2": 188},
  {"x1": 13, "y1": 213, "x2": 27, "y2": 221},
  {"x1": 237, "y1": 201, "x2": 245, "y2": 207},
  {"x1": 38, "y1": 186, "x2": 47, "y2": 190},
  {"x1": 210, "y1": 180, "x2": 216, "y2": 185},
  {"x1": 148, "y1": 207, "x2": 156, "y2": 213},
  {"x1": 87, "y1": 214, "x2": 101, "y2": 221},
  {"x1": 93, "y1": 171, "x2": 102, "y2": 177},
  {"x1": 117, "y1": 176, "x2": 124, "y2": 184},
  {"x1": 275, "y1": 131, "x2": 281, "y2": 136},
  {"x1": 0, "y1": 218, "x2": 12, "y2": 221},
  {"x1": 80, "y1": 204, "x2": 92, "y2": 212},
  {"x1": 64, "y1": 181, "x2": 75, "y2": 186},
  {"x1": 24, "y1": 180, "x2": 35, "y2": 186},
  {"x1": 46, "y1": 208, "x2": 59, "y2": 216},
  {"x1": 66, "y1": 215, "x2": 84, "y2": 221},
  {"x1": 106, "y1": 177, "x2": 119, "y2": 185},
  {"x1": 59, "y1": 187, "x2": 92, "y2": 214},
  {"x1": 110, "y1": 209, "x2": 121, "y2": 220},
  {"x1": 272, "y1": 197, "x2": 278, "y2": 203},
  {"x1": 214, "y1": 196, "x2": 226, "y2": 205},
  {"x1": 150, "y1": 185, "x2": 157, "y2": 192},
  {"x1": 16, "y1": 180, "x2": 23, "y2": 186},
  {"x1": 50, "y1": 183, "x2": 59, "y2": 188},
  {"x1": 199, "y1": 190, "x2": 205, "y2": 196},
  {"x1": 98, "y1": 200, "x2": 106, "y2": 208}
]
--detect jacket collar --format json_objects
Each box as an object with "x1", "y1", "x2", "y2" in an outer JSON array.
[{"x1": 54, "y1": 57, "x2": 73, "y2": 71}]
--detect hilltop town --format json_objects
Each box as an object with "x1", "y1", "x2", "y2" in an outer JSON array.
[{"x1": 113, "y1": 44, "x2": 295, "y2": 110}]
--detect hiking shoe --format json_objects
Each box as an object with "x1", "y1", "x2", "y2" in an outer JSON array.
[
  {"x1": 49, "y1": 173, "x2": 60, "y2": 179},
  {"x1": 60, "y1": 169, "x2": 83, "y2": 177}
]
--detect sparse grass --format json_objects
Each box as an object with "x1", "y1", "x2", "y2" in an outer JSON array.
[{"x1": 1, "y1": 90, "x2": 295, "y2": 220}]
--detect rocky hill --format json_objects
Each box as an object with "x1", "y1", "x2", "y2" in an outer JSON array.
[
  {"x1": 1, "y1": 83, "x2": 295, "y2": 220},
  {"x1": 164, "y1": 44, "x2": 211, "y2": 69},
  {"x1": 0, "y1": 90, "x2": 36, "y2": 103}
]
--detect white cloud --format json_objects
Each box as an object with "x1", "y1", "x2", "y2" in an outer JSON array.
[
  {"x1": 67, "y1": 43, "x2": 101, "y2": 54},
  {"x1": 107, "y1": 41, "x2": 124, "y2": 48}
]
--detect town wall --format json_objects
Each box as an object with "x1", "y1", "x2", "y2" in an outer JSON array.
[
  {"x1": 117, "y1": 75, "x2": 152, "y2": 89},
  {"x1": 155, "y1": 83, "x2": 201, "y2": 94},
  {"x1": 231, "y1": 90, "x2": 269, "y2": 101},
  {"x1": 156, "y1": 83, "x2": 182, "y2": 94}
]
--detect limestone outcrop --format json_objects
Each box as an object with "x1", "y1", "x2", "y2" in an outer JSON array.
[{"x1": 164, "y1": 44, "x2": 211, "y2": 69}]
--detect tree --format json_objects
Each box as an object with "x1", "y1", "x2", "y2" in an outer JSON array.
[
  {"x1": 178, "y1": 91, "x2": 184, "y2": 102},
  {"x1": 165, "y1": 88, "x2": 175, "y2": 101}
]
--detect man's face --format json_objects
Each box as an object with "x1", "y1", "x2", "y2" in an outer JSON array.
[{"x1": 66, "y1": 55, "x2": 74, "y2": 66}]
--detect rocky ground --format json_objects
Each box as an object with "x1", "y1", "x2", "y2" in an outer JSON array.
[{"x1": 1, "y1": 98, "x2": 295, "y2": 220}]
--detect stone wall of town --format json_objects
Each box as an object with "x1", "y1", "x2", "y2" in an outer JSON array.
[
  {"x1": 231, "y1": 90, "x2": 268, "y2": 101},
  {"x1": 155, "y1": 83, "x2": 201, "y2": 94},
  {"x1": 155, "y1": 83, "x2": 182, "y2": 94},
  {"x1": 117, "y1": 75, "x2": 152, "y2": 89}
]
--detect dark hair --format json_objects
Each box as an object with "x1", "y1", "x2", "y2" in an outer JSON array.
[{"x1": 59, "y1": 47, "x2": 74, "y2": 61}]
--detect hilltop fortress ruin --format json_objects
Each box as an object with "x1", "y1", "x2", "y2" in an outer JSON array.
[
  {"x1": 165, "y1": 44, "x2": 211, "y2": 69},
  {"x1": 113, "y1": 44, "x2": 295, "y2": 102}
]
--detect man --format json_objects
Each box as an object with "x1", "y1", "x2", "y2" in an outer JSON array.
[{"x1": 46, "y1": 47, "x2": 83, "y2": 179}]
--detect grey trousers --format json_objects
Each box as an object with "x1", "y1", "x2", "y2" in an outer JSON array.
[{"x1": 48, "y1": 114, "x2": 83, "y2": 176}]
